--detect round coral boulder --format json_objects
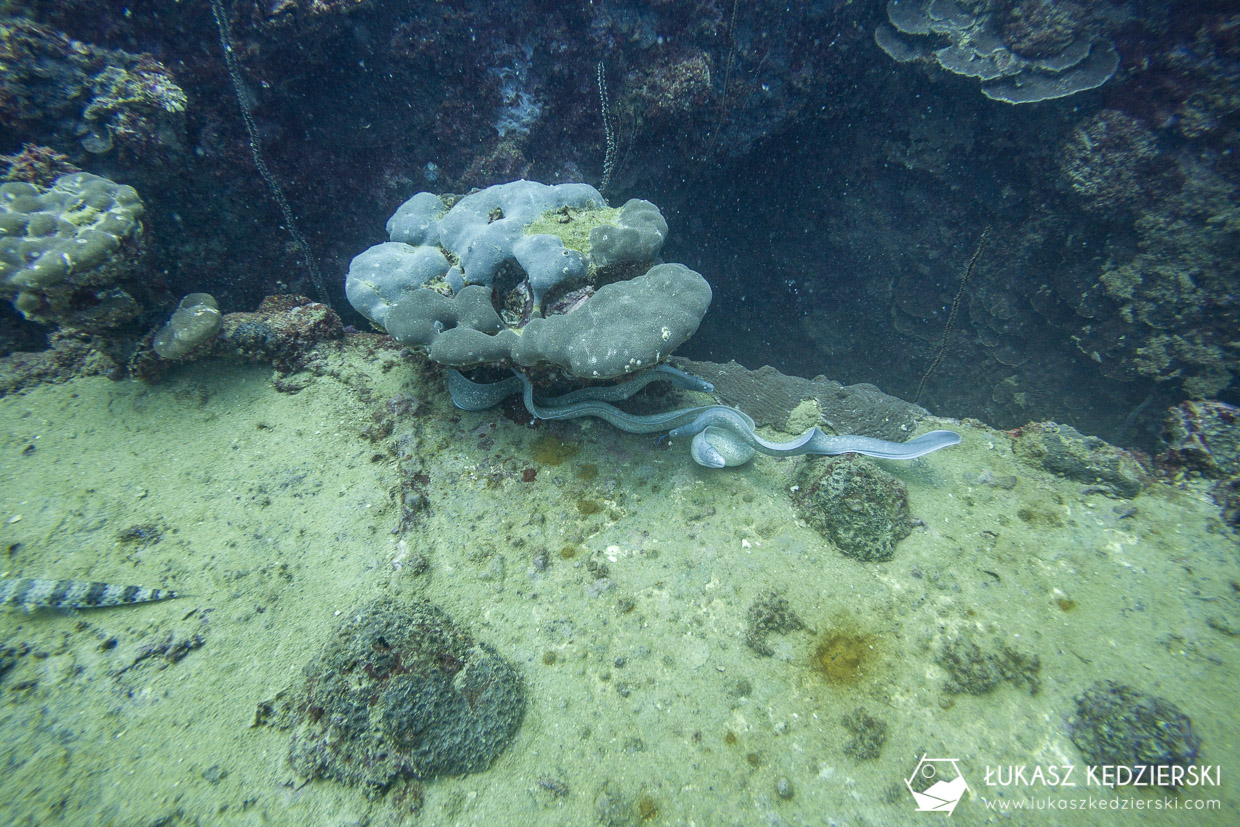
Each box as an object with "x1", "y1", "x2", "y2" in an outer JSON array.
[{"x1": 283, "y1": 598, "x2": 525, "y2": 794}]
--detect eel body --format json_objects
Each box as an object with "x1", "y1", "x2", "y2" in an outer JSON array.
[{"x1": 449, "y1": 368, "x2": 962, "y2": 468}]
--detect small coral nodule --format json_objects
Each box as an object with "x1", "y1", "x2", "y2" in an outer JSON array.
[{"x1": 152, "y1": 293, "x2": 222, "y2": 359}]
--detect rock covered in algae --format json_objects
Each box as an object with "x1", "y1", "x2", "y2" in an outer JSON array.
[
  {"x1": 1012, "y1": 421, "x2": 1146, "y2": 498},
  {"x1": 152, "y1": 293, "x2": 222, "y2": 359},
  {"x1": 129, "y1": 294, "x2": 345, "y2": 383},
  {"x1": 1160, "y1": 400, "x2": 1240, "y2": 479},
  {"x1": 277, "y1": 598, "x2": 525, "y2": 794},
  {"x1": 1069, "y1": 681, "x2": 1200, "y2": 785},
  {"x1": 791, "y1": 455, "x2": 914, "y2": 562}
]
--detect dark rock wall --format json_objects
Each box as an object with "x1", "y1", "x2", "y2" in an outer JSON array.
[{"x1": 3, "y1": 1, "x2": 1236, "y2": 450}]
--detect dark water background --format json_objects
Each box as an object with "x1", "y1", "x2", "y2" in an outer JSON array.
[{"x1": 2, "y1": 0, "x2": 1237, "y2": 452}]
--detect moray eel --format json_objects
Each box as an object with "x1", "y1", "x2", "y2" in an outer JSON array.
[{"x1": 448, "y1": 367, "x2": 961, "y2": 468}]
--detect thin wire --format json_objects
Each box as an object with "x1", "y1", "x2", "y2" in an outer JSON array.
[
  {"x1": 209, "y1": 0, "x2": 332, "y2": 308},
  {"x1": 913, "y1": 226, "x2": 991, "y2": 406}
]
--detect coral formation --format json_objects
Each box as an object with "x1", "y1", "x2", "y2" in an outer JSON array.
[
  {"x1": 1056, "y1": 109, "x2": 1238, "y2": 402},
  {"x1": 1, "y1": 1, "x2": 1225, "y2": 449},
  {"x1": 624, "y1": 50, "x2": 713, "y2": 122},
  {"x1": 131, "y1": 294, "x2": 344, "y2": 382},
  {"x1": 0, "y1": 17, "x2": 186, "y2": 159},
  {"x1": 875, "y1": 0, "x2": 1120, "y2": 103},
  {"x1": 1083, "y1": 166, "x2": 1240, "y2": 400},
  {"x1": 1057, "y1": 110, "x2": 1165, "y2": 212},
  {"x1": 1159, "y1": 400, "x2": 1240, "y2": 525},
  {"x1": 1160, "y1": 400, "x2": 1240, "y2": 479},
  {"x1": 0, "y1": 171, "x2": 146, "y2": 331},
  {"x1": 1213, "y1": 479, "x2": 1240, "y2": 528},
  {"x1": 490, "y1": 43, "x2": 542, "y2": 138},
  {"x1": 1070, "y1": 681, "x2": 1200, "y2": 784},
  {"x1": 744, "y1": 591, "x2": 807, "y2": 657},
  {"x1": 348, "y1": 181, "x2": 710, "y2": 379},
  {"x1": 938, "y1": 635, "x2": 1041, "y2": 696},
  {"x1": 218, "y1": 295, "x2": 344, "y2": 372},
  {"x1": 152, "y1": 293, "x2": 222, "y2": 360},
  {"x1": 1, "y1": 144, "x2": 80, "y2": 188},
  {"x1": 0, "y1": 329, "x2": 124, "y2": 395},
  {"x1": 841, "y1": 707, "x2": 888, "y2": 761},
  {"x1": 265, "y1": 598, "x2": 525, "y2": 794},
  {"x1": 791, "y1": 455, "x2": 915, "y2": 561}
]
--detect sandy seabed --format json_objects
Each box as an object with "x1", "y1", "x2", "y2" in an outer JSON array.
[{"x1": 0, "y1": 339, "x2": 1236, "y2": 826}]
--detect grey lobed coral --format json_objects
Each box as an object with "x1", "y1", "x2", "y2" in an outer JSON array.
[
  {"x1": 875, "y1": 0, "x2": 1120, "y2": 104},
  {"x1": 152, "y1": 293, "x2": 223, "y2": 359},
  {"x1": 0, "y1": 171, "x2": 145, "y2": 329},
  {"x1": 346, "y1": 180, "x2": 710, "y2": 379}
]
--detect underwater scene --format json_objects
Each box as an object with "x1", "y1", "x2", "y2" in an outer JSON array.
[{"x1": 0, "y1": 0, "x2": 1238, "y2": 824}]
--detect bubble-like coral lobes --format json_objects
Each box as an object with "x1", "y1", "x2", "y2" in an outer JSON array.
[
  {"x1": 152, "y1": 293, "x2": 223, "y2": 359},
  {"x1": 1070, "y1": 681, "x2": 1200, "y2": 784},
  {"x1": 271, "y1": 598, "x2": 525, "y2": 794},
  {"x1": 0, "y1": 171, "x2": 145, "y2": 330},
  {"x1": 347, "y1": 181, "x2": 710, "y2": 379},
  {"x1": 791, "y1": 455, "x2": 914, "y2": 562},
  {"x1": 587, "y1": 199, "x2": 668, "y2": 272}
]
